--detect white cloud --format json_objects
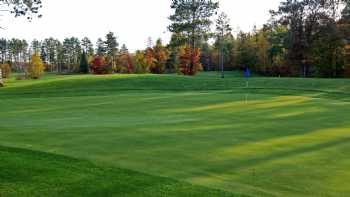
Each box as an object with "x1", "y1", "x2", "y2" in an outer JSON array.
[{"x1": 0, "y1": 0, "x2": 281, "y2": 52}]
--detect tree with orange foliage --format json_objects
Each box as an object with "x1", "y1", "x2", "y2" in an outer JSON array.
[
  {"x1": 151, "y1": 39, "x2": 169, "y2": 74},
  {"x1": 144, "y1": 47, "x2": 156, "y2": 71},
  {"x1": 116, "y1": 53, "x2": 133, "y2": 73},
  {"x1": 177, "y1": 45, "x2": 202, "y2": 75}
]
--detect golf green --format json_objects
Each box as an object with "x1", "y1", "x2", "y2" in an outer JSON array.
[{"x1": 0, "y1": 73, "x2": 349, "y2": 197}]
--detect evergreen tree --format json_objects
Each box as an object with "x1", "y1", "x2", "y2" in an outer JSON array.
[
  {"x1": 168, "y1": 0, "x2": 219, "y2": 74},
  {"x1": 96, "y1": 38, "x2": 106, "y2": 56},
  {"x1": 81, "y1": 37, "x2": 94, "y2": 57},
  {"x1": 215, "y1": 12, "x2": 232, "y2": 78},
  {"x1": 169, "y1": 0, "x2": 219, "y2": 46},
  {"x1": 105, "y1": 32, "x2": 119, "y2": 65},
  {"x1": 199, "y1": 42, "x2": 212, "y2": 71},
  {"x1": 0, "y1": 39, "x2": 7, "y2": 64},
  {"x1": 79, "y1": 51, "x2": 89, "y2": 74},
  {"x1": 166, "y1": 50, "x2": 178, "y2": 73},
  {"x1": 31, "y1": 39, "x2": 41, "y2": 54},
  {"x1": 120, "y1": 44, "x2": 129, "y2": 54},
  {"x1": 42, "y1": 38, "x2": 60, "y2": 72},
  {"x1": 343, "y1": 1, "x2": 350, "y2": 20},
  {"x1": 271, "y1": 0, "x2": 345, "y2": 77},
  {"x1": 61, "y1": 37, "x2": 81, "y2": 72},
  {"x1": 40, "y1": 45, "x2": 47, "y2": 64}
]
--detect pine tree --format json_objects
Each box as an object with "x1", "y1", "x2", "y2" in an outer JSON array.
[
  {"x1": 81, "y1": 37, "x2": 94, "y2": 57},
  {"x1": 166, "y1": 50, "x2": 178, "y2": 73},
  {"x1": 40, "y1": 45, "x2": 47, "y2": 64},
  {"x1": 168, "y1": 0, "x2": 219, "y2": 75},
  {"x1": 120, "y1": 44, "x2": 129, "y2": 54},
  {"x1": 96, "y1": 38, "x2": 106, "y2": 56},
  {"x1": 215, "y1": 12, "x2": 232, "y2": 78},
  {"x1": 79, "y1": 51, "x2": 89, "y2": 74},
  {"x1": 31, "y1": 39, "x2": 41, "y2": 54},
  {"x1": 105, "y1": 32, "x2": 119, "y2": 66}
]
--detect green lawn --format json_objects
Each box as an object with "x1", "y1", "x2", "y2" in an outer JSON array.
[{"x1": 0, "y1": 73, "x2": 350, "y2": 197}]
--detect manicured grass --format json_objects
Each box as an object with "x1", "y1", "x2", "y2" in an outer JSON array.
[
  {"x1": 0, "y1": 72, "x2": 350, "y2": 197},
  {"x1": 0, "y1": 146, "x2": 238, "y2": 197}
]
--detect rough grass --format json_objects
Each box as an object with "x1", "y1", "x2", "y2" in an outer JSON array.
[{"x1": 0, "y1": 72, "x2": 349, "y2": 197}]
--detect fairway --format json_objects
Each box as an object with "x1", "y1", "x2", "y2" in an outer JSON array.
[{"x1": 1, "y1": 73, "x2": 350, "y2": 197}]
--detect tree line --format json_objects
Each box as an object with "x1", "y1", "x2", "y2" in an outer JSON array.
[
  {"x1": 1, "y1": 0, "x2": 350, "y2": 78},
  {"x1": 167, "y1": 0, "x2": 350, "y2": 78}
]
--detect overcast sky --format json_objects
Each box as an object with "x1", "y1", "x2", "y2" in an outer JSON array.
[{"x1": 0, "y1": 0, "x2": 281, "y2": 51}]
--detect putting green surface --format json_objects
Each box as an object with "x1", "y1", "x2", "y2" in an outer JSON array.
[{"x1": 0, "y1": 73, "x2": 350, "y2": 197}]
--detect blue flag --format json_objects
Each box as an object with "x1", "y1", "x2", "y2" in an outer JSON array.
[{"x1": 244, "y1": 67, "x2": 251, "y2": 79}]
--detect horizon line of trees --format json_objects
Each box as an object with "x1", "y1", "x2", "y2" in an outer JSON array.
[{"x1": 0, "y1": 33, "x2": 179, "y2": 76}]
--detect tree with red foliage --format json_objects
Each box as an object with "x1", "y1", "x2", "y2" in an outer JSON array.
[
  {"x1": 90, "y1": 56, "x2": 112, "y2": 74},
  {"x1": 177, "y1": 45, "x2": 202, "y2": 75}
]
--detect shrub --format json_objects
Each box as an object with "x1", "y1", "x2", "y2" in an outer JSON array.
[
  {"x1": 90, "y1": 56, "x2": 112, "y2": 75},
  {"x1": 0, "y1": 63, "x2": 11, "y2": 78},
  {"x1": 16, "y1": 75, "x2": 26, "y2": 80},
  {"x1": 27, "y1": 53, "x2": 45, "y2": 79}
]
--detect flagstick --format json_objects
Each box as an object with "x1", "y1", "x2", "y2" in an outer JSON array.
[
  {"x1": 0, "y1": 68, "x2": 3, "y2": 86},
  {"x1": 245, "y1": 79, "x2": 249, "y2": 103},
  {"x1": 244, "y1": 67, "x2": 250, "y2": 104}
]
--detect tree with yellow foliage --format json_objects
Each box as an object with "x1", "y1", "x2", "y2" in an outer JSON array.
[
  {"x1": 256, "y1": 31, "x2": 271, "y2": 73},
  {"x1": 134, "y1": 50, "x2": 149, "y2": 74},
  {"x1": 28, "y1": 52, "x2": 45, "y2": 79}
]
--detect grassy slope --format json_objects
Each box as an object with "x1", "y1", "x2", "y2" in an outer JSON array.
[
  {"x1": 0, "y1": 73, "x2": 350, "y2": 197},
  {"x1": 0, "y1": 146, "x2": 238, "y2": 197},
  {"x1": 1, "y1": 73, "x2": 350, "y2": 100}
]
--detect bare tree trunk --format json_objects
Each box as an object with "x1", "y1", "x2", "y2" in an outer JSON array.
[{"x1": 190, "y1": 0, "x2": 196, "y2": 73}]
